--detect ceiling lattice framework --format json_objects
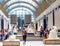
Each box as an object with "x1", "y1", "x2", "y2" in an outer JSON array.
[{"x1": 0, "y1": 0, "x2": 56, "y2": 17}]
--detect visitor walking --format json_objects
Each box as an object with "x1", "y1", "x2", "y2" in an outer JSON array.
[{"x1": 22, "y1": 27, "x2": 27, "y2": 44}]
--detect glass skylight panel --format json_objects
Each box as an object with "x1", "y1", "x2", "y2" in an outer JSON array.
[
  {"x1": 12, "y1": 11, "x2": 16, "y2": 14},
  {"x1": 8, "y1": 7, "x2": 33, "y2": 15},
  {"x1": 4, "y1": 0, "x2": 38, "y2": 9},
  {"x1": 6, "y1": 3, "x2": 36, "y2": 12}
]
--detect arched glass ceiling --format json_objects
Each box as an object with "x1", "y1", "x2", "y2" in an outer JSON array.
[
  {"x1": 4, "y1": 2, "x2": 36, "y2": 10},
  {"x1": 5, "y1": 3, "x2": 36, "y2": 11},
  {"x1": 8, "y1": 8, "x2": 34, "y2": 22},
  {"x1": 4, "y1": 0, "x2": 39, "y2": 9},
  {"x1": 9, "y1": 7, "x2": 34, "y2": 16},
  {"x1": 6, "y1": 3, "x2": 35, "y2": 13}
]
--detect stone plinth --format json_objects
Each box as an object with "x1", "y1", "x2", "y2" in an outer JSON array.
[
  {"x1": 3, "y1": 40, "x2": 20, "y2": 46},
  {"x1": 43, "y1": 39, "x2": 60, "y2": 44}
]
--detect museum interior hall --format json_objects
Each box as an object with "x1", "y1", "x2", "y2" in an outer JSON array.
[{"x1": 0, "y1": 0, "x2": 60, "y2": 46}]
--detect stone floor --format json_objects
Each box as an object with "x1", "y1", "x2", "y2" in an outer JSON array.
[
  {"x1": 20, "y1": 41, "x2": 60, "y2": 46},
  {"x1": 0, "y1": 41, "x2": 60, "y2": 46}
]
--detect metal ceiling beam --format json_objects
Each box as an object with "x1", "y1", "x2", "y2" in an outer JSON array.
[
  {"x1": 3, "y1": 0, "x2": 39, "y2": 5},
  {"x1": 33, "y1": 0, "x2": 40, "y2": 5},
  {"x1": 7, "y1": 6, "x2": 35, "y2": 14},
  {"x1": 3, "y1": 0, "x2": 56, "y2": 17},
  {"x1": 4, "y1": 2, "x2": 37, "y2": 10}
]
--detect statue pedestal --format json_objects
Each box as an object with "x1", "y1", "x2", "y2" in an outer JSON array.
[
  {"x1": 3, "y1": 35, "x2": 20, "y2": 46},
  {"x1": 3, "y1": 40, "x2": 20, "y2": 46},
  {"x1": 43, "y1": 39, "x2": 60, "y2": 44},
  {"x1": 43, "y1": 26, "x2": 60, "y2": 44}
]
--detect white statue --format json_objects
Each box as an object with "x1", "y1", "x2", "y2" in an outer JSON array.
[
  {"x1": 27, "y1": 24, "x2": 34, "y2": 33},
  {"x1": 48, "y1": 26, "x2": 59, "y2": 39},
  {"x1": 9, "y1": 35, "x2": 16, "y2": 41},
  {"x1": 5, "y1": 35, "x2": 16, "y2": 41}
]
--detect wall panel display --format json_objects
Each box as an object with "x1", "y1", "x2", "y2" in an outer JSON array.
[
  {"x1": 55, "y1": 8, "x2": 60, "y2": 29},
  {"x1": 25, "y1": 15, "x2": 31, "y2": 24},
  {"x1": 11, "y1": 15, "x2": 17, "y2": 24},
  {"x1": 48, "y1": 12, "x2": 53, "y2": 29}
]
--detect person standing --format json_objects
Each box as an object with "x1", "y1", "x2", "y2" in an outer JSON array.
[
  {"x1": 22, "y1": 27, "x2": 27, "y2": 44},
  {"x1": 44, "y1": 28, "x2": 49, "y2": 39},
  {"x1": 0, "y1": 31, "x2": 4, "y2": 41},
  {"x1": 40, "y1": 26, "x2": 43, "y2": 37}
]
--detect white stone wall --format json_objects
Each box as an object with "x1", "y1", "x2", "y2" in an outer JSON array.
[
  {"x1": 55, "y1": 8, "x2": 60, "y2": 29},
  {"x1": 4, "y1": 19, "x2": 8, "y2": 30},
  {"x1": 47, "y1": 12, "x2": 53, "y2": 29}
]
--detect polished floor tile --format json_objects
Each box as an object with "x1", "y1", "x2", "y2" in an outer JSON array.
[
  {"x1": 0, "y1": 41, "x2": 60, "y2": 46},
  {"x1": 20, "y1": 41, "x2": 60, "y2": 46}
]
